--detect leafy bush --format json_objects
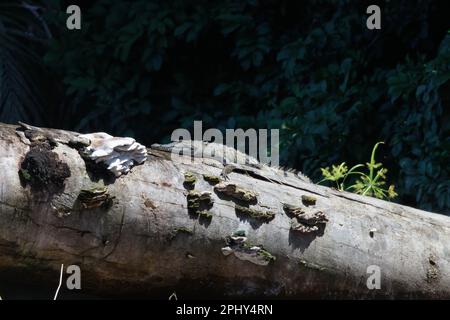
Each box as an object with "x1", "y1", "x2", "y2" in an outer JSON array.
[{"x1": 320, "y1": 142, "x2": 398, "y2": 200}]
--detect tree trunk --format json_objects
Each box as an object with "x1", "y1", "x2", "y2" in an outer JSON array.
[{"x1": 0, "y1": 122, "x2": 449, "y2": 299}]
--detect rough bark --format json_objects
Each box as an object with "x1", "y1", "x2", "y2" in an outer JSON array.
[{"x1": 0, "y1": 122, "x2": 449, "y2": 299}]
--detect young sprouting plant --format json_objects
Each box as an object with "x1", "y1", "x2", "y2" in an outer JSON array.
[{"x1": 319, "y1": 142, "x2": 397, "y2": 200}]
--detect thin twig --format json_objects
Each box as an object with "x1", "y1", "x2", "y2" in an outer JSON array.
[{"x1": 53, "y1": 264, "x2": 64, "y2": 300}]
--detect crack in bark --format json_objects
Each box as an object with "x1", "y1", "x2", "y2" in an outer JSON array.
[
  {"x1": 49, "y1": 224, "x2": 100, "y2": 239},
  {"x1": 331, "y1": 192, "x2": 386, "y2": 211},
  {"x1": 102, "y1": 207, "x2": 126, "y2": 260}
]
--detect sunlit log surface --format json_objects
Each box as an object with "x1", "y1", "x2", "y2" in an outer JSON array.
[{"x1": 0, "y1": 122, "x2": 449, "y2": 299}]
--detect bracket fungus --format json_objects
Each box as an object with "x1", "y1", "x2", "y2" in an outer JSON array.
[
  {"x1": 214, "y1": 182, "x2": 258, "y2": 203},
  {"x1": 222, "y1": 234, "x2": 276, "y2": 266},
  {"x1": 187, "y1": 190, "x2": 214, "y2": 214},
  {"x1": 283, "y1": 203, "x2": 328, "y2": 234},
  {"x1": 235, "y1": 205, "x2": 275, "y2": 222},
  {"x1": 290, "y1": 212, "x2": 327, "y2": 233},
  {"x1": 79, "y1": 132, "x2": 147, "y2": 177},
  {"x1": 77, "y1": 186, "x2": 113, "y2": 209}
]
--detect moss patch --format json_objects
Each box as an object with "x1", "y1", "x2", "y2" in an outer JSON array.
[
  {"x1": 19, "y1": 168, "x2": 31, "y2": 182},
  {"x1": 298, "y1": 259, "x2": 326, "y2": 271},
  {"x1": 301, "y1": 195, "x2": 317, "y2": 206},
  {"x1": 19, "y1": 142, "x2": 70, "y2": 193},
  {"x1": 173, "y1": 227, "x2": 194, "y2": 235},
  {"x1": 183, "y1": 172, "x2": 197, "y2": 189},
  {"x1": 203, "y1": 174, "x2": 221, "y2": 185},
  {"x1": 258, "y1": 248, "x2": 276, "y2": 262}
]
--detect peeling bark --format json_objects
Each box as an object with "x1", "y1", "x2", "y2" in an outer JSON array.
[{"x1": 0, "y1": 122, "x2": 450, "y2": 299}]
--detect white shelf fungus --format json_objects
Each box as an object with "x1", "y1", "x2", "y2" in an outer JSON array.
[{"x1": 80, "y1": 132, "x2": 147, "y2": 177}]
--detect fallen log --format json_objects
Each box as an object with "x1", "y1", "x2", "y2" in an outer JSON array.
[{"x1": 0, "y1": 122, "x2": 449, "y2": 299}]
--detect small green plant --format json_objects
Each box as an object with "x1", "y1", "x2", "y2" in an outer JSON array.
[{"x1": 319, "y1": 142, "x2": 397, "y2": 200}]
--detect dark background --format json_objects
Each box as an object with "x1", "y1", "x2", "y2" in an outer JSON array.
[{"x1": 0, "y1": 0, "x2": 449, "y2": 213}]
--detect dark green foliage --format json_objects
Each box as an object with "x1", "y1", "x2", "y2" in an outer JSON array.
[
  {"x1": 385, "y1": 41, "x2": 450, "y2": 212},
  {"x1": 3, "y1": 0, "x2": 450, "y2": 213},
  {"x1": 320, "y1": 142, "x2": 398, "y2": 200},
  {"x1": 0, "y1": 1, "x2": 51, "y2": 125}
]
